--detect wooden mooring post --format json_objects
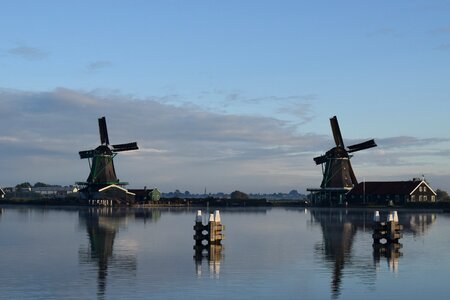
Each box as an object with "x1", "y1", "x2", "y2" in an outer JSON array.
[
  {"x1": 372, "y1": 211, "x2": 403, "y2": 271},
  {"x1": 372, "y1": 211, "x2": 403, "y2": 245},
  {"x1": 193, "y1": 210, "x2": 224, "y2": 276}
]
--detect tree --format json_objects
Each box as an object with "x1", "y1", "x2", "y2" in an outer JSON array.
[
  {"x1": 289, "y1": 189, "x2": 299, "y2": 196},
  {"x1": 436, "y1": 189, "x2": 450, "y2": 201},
  {"x1": 174, "y1": 189, "x2": 182, "y2": 198},
  {"x1": 15, "y1": 182, "x2": 32, "y2": 189},
  {"x1": 230, "y1": 190, "x2": 249, "y2": 200}
]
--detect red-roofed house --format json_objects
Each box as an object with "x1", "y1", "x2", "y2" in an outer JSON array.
[{"x1": 347, "y1": 179, "x2": 437, "y2": 205}]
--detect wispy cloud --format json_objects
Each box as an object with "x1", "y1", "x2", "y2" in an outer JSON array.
[
  {"x1": 0, "y1": 136, "x2": 19, "y2": 143},
  {"x1": 86, "y1": 60, "x2": 112, "y2": 72},
  {"x1": 428, "y1": 26, "x2": 450, "y2": 35},
  {"x1": 8, "y1": 46, "x2": 49, "y2": 60},
  {"x1": 199, "y1": 90, "x2": 318, "y2": 126},
  {"x1": 277, "y1": 100, "x2": 316, "y2": 125},
  {"x1": 435, "y1": 43, "x2": 450, "y2": 51},
  {"x1": 377, "y1": 136, "x2": 449, "y2": 148}
]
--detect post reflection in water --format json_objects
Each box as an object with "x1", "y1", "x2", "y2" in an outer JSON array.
[
  {"x1": 373, "y1": 243, "x2": 403, "y2": 273},
  {"x1": 310, "y1": 209, "x2": 437, "y2": 299},
  {"x1": 194, "y1": 244, "x2": 223, "y2": 278},
  {"x1": 78, "y1": 208, "x2": 161, "y2": 298}
]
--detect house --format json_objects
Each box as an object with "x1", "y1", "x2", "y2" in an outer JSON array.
[
  {"x1": 128, "y1": 188, "x2": 161, "y2": 203},
  {"x1": 96, "y1": 184, "x2": 136, "y2": 204},
  {"x1": 3, "y1": 187, "x2": 14, "y2": 193},
  {"x1": 347, "y1": 179, "x2": 437, "y2": 205}
]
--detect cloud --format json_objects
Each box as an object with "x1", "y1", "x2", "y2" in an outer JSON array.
[
  {"x1": 8, "y1": 46, "x2": 49, "y2": 60},
  {"x1": 223, "y1": 93, "x2": 317, "y2": 105},
  {"x1": 0, "y1": 88, "x2": 449, "y2": 193},
  {"x1": 0, "y1": 136, "x2": 19, "y2": 143},
  {"x1": 277, "y1": 101, "x2": 316, "y2": 125},
  {"x1": 198, "y1": 90, "x2": 318, "y2": 127},
  {"x1": 87, "y1": 60, "x2": 112, "y2": 72},
  {"x1": 376, "y1": 136, "x2": 449, "y2": 148},
  {"x1": 435, "y1": 44, "x2": 450, "y2": 51},
  {"x1": 429, "y1": 27, "x2": 450, "y2": 35}
]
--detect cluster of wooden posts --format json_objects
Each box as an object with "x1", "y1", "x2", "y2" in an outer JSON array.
[
  {"x1": 372, "y1": 211, "x2": 403, "y2": 244},
  {"x1": 88, "y1": 199, "x2": 113, "y2": 206},
  {"x1": 193, "y1": 210, "x2": 224, "y2": 275},
  {"x1": 193, "y1": 210, "x2": 224, "y2": 248},
  {"x1": 372, "y1": 210, "x2": 403, "y2": 270}
]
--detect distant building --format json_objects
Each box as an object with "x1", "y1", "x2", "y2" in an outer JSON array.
[
  {"x1": 347, "y1": 179, "x2": 437, "y2": 205},
  {"x1": 0, "y1": 186, "x2": 79, "y2": 199},
  {"x1": 32, "y1": 186, "x2": 79, "y2": 198}
]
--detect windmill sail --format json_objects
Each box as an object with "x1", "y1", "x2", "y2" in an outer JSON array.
[
  {"x1": 98, "y1": 117, "x2": 110, "y2": 145},
  {"x1": 313, "y1": 154, "x2": 328, "y2": 165},
  {"x1": 112, "y1": 142, "x2": 139, "y2": 152},
  {"x1": 347, "y1": 139, "x2": 377, "y2": 153},
  {"x1": 330, "y1": 116, "x2": 345, "y2": 148},
  {"x1": 79, "y1": 149, "x2": 97, "y2": 159}
]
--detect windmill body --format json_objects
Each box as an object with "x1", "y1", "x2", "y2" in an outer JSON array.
[
  {"x1": 77, "y1": 117, "x2": 138, "y2": 203},
  {"x1": 319, "y1": 146, "x2": 356, "y2": 189},
  {"x1": 308, "y1": 116, "x2": 376, "y2": 205}
]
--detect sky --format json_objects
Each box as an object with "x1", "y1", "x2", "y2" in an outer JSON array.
[{"x1": 1, "y1": 0, "x2": 450, "y2": 194}]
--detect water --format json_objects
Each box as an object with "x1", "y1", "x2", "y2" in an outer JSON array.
[{"x1": 0, "y1": 206, "x2": 447, "y2": 299}]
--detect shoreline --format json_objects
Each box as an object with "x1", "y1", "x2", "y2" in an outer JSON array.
[{"x1": 1, "y1": 197, "x2": 450, "y2": 211}]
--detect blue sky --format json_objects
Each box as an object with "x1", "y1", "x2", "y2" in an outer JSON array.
[{"x1": 1, "y1": 1, "x2": 450, "y2": 193}]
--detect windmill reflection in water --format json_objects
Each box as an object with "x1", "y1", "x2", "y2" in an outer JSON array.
[{"x1": 309, "y1": 209, "x2": 437, "y2": 299}]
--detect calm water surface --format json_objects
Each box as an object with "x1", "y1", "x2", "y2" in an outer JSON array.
[{"x1": 0, "y1": 206, "x2": 448, "y2": 299}]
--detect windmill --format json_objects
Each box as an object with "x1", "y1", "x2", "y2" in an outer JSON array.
[
  {"x1": 78, "y1": 117, "x2": 138, "y2": 191},
  {"x1": 313, "y1": 116, "x2": 376, "y2": 190}
]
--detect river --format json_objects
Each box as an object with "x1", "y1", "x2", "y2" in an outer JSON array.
[{"x1": 0, "y1": 206, "x2": 446, "y2": 299}]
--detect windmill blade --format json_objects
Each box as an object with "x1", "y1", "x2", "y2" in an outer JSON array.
[
  {"x1": 98, "y1": 117, "x2": 110, "y2": 145},
  {"x1": 330, "y1": 116, "x2": 345, "y2": 148},
  {"x1": 79, "y1": 149, "x2": 97, "y2": 159},
  {"x1": 347, "y1": 139, "x2": 377, "y2": 153},
  {"x1": 314, "y1": 154, "x2": 328, "y2": 165},
  {"x1": 112, "y1": 142, "x2": 139, "y2": 152}
]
